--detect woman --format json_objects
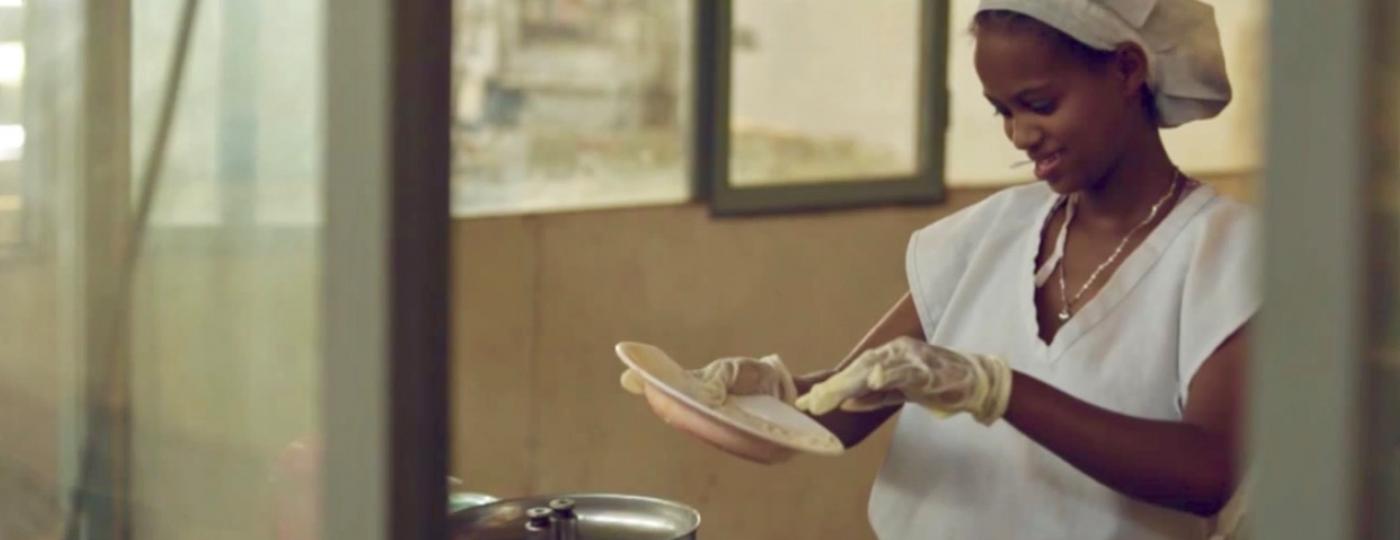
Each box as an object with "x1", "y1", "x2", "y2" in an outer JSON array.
[{"x1": 625, "y1": 0, "x2": 1253, "y2": 538}]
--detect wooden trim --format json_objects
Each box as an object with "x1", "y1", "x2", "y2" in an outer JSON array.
[
  {"x1": 389, "y1": 0, "x2": 452, "y2": 538},
  {"x1": 325, "y1": 0, "x2": 451, "y2": 538},
  {"x1": 1365, "y1": 0, "x2": 1400, "y2": 537},
  {"x1": 79, "y1": 0, "x2": 132, "y2": 537}
]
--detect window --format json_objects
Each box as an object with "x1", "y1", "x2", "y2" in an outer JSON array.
[
  {"x1": 452, "y1": 0, "x2": 948, "y2": 217},
  {"x1": 452, "y1": 0, "x2": 693, "y2": 217},
  {"x1": 703, "y1": 0, "x2": 946, "y2": 214}
]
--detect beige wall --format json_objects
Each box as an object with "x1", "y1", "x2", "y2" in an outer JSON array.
[{"x1": 451, "y1": 175, "x2": 1251, "y2": 539}]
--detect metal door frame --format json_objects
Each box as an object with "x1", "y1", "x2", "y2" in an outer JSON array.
[
  {"x1": 1252, "y1": 0, "x2": 1375, "y2": 537},
  {"x1": 324, "y1": 1, "x2": 453, "y2": 539}
]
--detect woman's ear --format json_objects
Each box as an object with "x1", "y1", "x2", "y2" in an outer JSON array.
[{"x1": 1113, "y1": 43, "x2": 1151, "y2": 99}]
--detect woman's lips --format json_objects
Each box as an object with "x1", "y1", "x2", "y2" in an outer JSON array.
[{"x1": 1034, "y1": 151, "x2": 1064, "y2": 180}]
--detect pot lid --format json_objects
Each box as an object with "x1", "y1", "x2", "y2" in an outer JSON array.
[{"x1": 449, "y1": 493, "x2": 700, "y2": 540}]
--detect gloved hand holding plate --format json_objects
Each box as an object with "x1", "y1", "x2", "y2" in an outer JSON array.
[{"x1": 615, "y1": 341, "x2": 844, "y2": 464}]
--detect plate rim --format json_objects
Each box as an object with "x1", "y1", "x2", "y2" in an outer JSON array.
[{"x1": 614, "y1": 341, "x2": 844, "y2": 456}]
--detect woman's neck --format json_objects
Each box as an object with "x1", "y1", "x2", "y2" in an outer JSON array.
[{"x1": 1073, "y1": 131, "x2": 1178, "y2": 232}]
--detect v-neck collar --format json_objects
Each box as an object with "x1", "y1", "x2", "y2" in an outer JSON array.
[{"x1": 1019, "y1": 183, "x2": 1217, "y2": 362}]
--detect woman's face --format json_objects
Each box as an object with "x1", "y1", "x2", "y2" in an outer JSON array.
[{"x1": 974, "y1": 23, "x2": 1144, "y2": 194}]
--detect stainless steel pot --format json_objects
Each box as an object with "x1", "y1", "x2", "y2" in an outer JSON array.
[
  {"x1": 448, "y1": 493, "x2": 700, "y2": 540},
  {"x1": 449, "y1": 491, "x2": 501, "y2": 514}
]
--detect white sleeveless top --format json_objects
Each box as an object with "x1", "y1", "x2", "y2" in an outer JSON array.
[{"x1": 869, "y1": 182, "x2": 1259, "y2": 540}]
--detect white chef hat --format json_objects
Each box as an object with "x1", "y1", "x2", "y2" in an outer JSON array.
[{"x1": 976, "y1": 0, "x2": 1231, "y2": 128}]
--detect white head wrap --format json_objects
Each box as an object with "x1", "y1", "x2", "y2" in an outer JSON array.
[{"x1": 976, "y1": 0, "x2": 1231, "y2": 128}]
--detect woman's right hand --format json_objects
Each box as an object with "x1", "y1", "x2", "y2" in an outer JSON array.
[
  {"x1": 620, "y1": 354, "x2": 804, "y2": 464},
  {"x1": 621, "y1": 354, "x2": 799, "y2": 406}
]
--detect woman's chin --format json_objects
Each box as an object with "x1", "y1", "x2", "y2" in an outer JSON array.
[{"x1": 1041, "y1": 173, "x2": 1077, "y2": 194}]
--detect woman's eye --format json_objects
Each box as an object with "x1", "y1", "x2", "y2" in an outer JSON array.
[{"x1": 1028, "y1": 101, "x2": 1056, "y2": 115}]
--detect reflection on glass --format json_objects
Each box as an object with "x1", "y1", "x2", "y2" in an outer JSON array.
[
  {"x1": 0, "y1": 42, "x2": 23, "y2": 86},
  {"x1": 452, "y1": 0, "x2": 691, "y2": 216},
  {"x1": 729, "y1": 0, "x2": 920, "y2": 187},
  {"x1": 129, "y1": 0, "x2": 323, "y2": 538},
  {"x1": 0, "y1": 6, "x2": 21, "y2": 249},
  {"x1": 0, "y1": 124, "x2": 24, "y2": 160},
  {"x1": 0, "y1": 0, "x2": 324, "y2": 537},
  {"x1": 1, "y1": 1, "x2": 66, "y2": 538}
]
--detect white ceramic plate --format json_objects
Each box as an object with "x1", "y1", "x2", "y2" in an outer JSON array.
[{"x1": 615, "y1": 341, "x2": 844, "y2": 457}]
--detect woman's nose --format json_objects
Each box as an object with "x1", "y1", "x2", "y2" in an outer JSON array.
[{"x1": 1007, "y1": 116, "x2": 1043, "y2": 151}]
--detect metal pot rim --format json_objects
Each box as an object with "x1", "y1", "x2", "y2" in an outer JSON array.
[{"x1": 449, "y1": 492, "x2": 701, "y2": 538}]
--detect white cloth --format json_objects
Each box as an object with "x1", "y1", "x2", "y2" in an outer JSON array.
[
  {"x1": 870, "y1": 182, "x2": 1259, "y2": 540},
  {"x1": 976, "y1": 0, "x2": 1231, "y2": 128}
]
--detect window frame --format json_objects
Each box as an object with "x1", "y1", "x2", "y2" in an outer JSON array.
[
  {"x1": 696, "y1": 0, "x2": 949, "y2": 216},
  {"x1": 1250, "y1": 0, "x2": 1386, "y2": 538}
]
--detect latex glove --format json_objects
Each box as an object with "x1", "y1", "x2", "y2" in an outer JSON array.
[
  {"x1": 621, "y1": 354, "x2": 799, "y2": 406},
  {"x1": 794, "y1": 336, "x2": 1012, "y2": 425}
]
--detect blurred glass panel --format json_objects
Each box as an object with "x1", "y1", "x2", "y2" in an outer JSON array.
[
  {"x1": 129, "y1": 1, "x2": 323, "y2": 539},
  {"x1": 3, "y1": 0, "x2": 340, "y2": 537},
  {"x1": 0, "y1": 4, "x2": 23, "y2": 250},
  {"x1": 728, "y1": 0, "x2": 919, "y2": 187},
  {"x1": 451, "y1": 0, "x2": 691, "y2": 217},
  {"x1": 0, "y1": 0, "x2": 89, "y2": 538}
]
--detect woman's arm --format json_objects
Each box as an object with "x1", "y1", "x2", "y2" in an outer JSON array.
[
  {"x1": 795, "y1": 292, "x2": 924, "y2": 448},
  {"x1": 1003, "y1": 327, "x2": 1248, "y2": 516}
]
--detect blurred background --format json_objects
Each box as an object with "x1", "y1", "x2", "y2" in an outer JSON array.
[
  {"x1": 0, "y1": 0, "x2": 1393, "y2": 539},
  {"x1": 452, "y1": 1, "x2": 1260, "y2": 538}
]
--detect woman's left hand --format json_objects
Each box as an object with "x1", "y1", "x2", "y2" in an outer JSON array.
[{"x1": 795, "y1": 336, "x2": 1013, "y2": 425}]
